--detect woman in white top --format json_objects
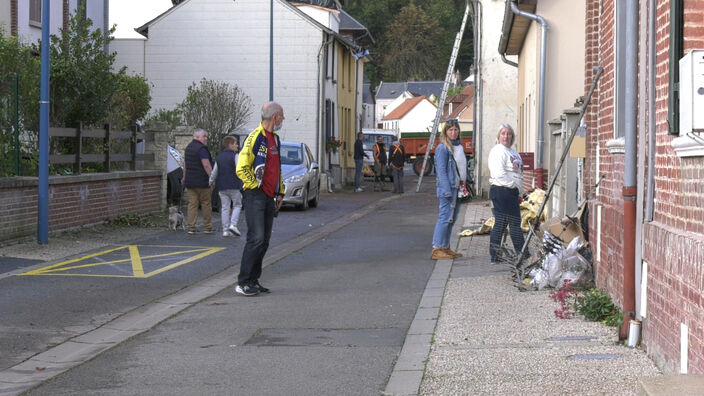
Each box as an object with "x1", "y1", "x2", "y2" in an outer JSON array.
[{"x1": 488, "y1": 123, "x2": 525, "y2": 263}]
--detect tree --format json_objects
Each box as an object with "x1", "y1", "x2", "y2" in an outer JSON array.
[
  {"x1": 344, "y1": 0, "x2": 475, "y2": 84},
  {"x1": 48, "y1": 9, "x2": 119, "y2": 128},
  {"x1": 380, "y1": 4, "x2": 442, "y2": 81},
  {"x1": 178, "y1": 78, "x2": 253, "y2": 155},
  {"x1": 108, "y1": 74, "x2": 151, "y2": 131},
  {"x1": 0, "y1": 30, "x2": 41, "y2": 176}
]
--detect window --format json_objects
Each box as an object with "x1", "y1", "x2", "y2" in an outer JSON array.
[
  {"x1": 29, "y1": 0, "x2": 41, "y2": 26},
  {"x1": 668, "y1": 0, "x2": 684, "y2": 135}
]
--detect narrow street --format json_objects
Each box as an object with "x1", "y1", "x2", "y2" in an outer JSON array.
[{"x1": 2, "y1": 172, "x2": 443, "y2": 395}]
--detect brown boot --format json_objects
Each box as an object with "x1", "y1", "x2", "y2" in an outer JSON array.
[
  {"x1": 431, "y1": 248, "x2": 455, "y2": 260},
  {"x1": 442, "y1": 248, "x2": 463, "y2": 258}
]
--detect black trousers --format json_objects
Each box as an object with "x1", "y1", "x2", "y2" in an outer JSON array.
[{"x1": 238, "y1": 188, "x2": 276, "y2": 285}]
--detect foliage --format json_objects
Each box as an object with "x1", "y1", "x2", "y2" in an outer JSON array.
[
  {"x1": 326, "y1": 136, "x2": 342, "y2": 152},
  {"x1": 380, "y1": 4, "x2": 442, "y2": 81},
  {"x1": 549, "y1": 280, "x2": 580, "y2": 319},
  {"x1": 0, "y1": 29, "x2": 41, "y2": 176},
  {"x1": 47, "y1": 9, "x2": 120, "y2": 128},
  {"x1": 550, "y1": 280, "x2": 622, "y2": 328},
  {"x1": 344, "y1": 0, "x2": 474, "y2": 86},
  {"x1": 146, "y1": 108, "x2": 183, "y2": 130},
  {"x1": 574, "y1": 288, "x2": 623, "y2": 327},
  {"x1": 177, "y1": 78, "x2": 253, "y2": 155},
  {"x1": 108, "y1": 74, "x2": 151, "y2": 131}
]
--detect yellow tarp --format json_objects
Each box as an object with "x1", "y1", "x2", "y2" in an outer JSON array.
[{"x1": 459, "y1": 189, "x2": 547, "y2": 237}]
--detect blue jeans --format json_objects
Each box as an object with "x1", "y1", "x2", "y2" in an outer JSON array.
[
  {"x1": 354, "y1": 159, "x2": 363, "y2": 189},
  {"x1": 238, "y1": 188, "x2": 276, "y2": 286},
  {"x1": 489, "y1": 186, "x2": 525, "y2": 261},
  {"x1": 432, "y1": 190, "x2": 461, "y2": 249}
]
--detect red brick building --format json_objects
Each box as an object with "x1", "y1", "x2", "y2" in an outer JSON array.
[{"x1": 585, "y1": 0, "x2": 704, "y2": 374}]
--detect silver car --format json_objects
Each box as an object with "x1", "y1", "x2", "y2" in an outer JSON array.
[{"x1": 281, "y1": 141, "x2": 320, "y2": 210}]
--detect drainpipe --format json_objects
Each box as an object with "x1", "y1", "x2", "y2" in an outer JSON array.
[
  {"x1": 620, "y1": 0, "x2": 638, "y2": 340},
  {"x1": 501, "y1": 53, "x2": 518, "y2": 68},
  {"x1": 645, "y1": 0, "x2": 656, "y2": 222},
  {"x1": 470, "y1": 0, "x2": 483, "y2": 195},
  {"x1": 509, "y1": 1, "x2": 547, "y2": 189}
]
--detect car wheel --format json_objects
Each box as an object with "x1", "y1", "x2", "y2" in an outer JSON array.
[
  {"x1": 309, "y1": 182, "x2": 319, "y2": 208},
  {"x1": 297, "y1": 187, "x2": 309, "y2": 211}
]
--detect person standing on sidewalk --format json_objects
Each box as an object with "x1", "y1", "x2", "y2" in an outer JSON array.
[
  {"x1": 431, "y1": 120, "x2": 464, "y2": 260},
  {"x1": 388, "y1": 139, "x2": 405, "y2": 194},
  {"x1": 353, "y1": 132, "x2": 369, "y2": 192},
  {"x1": 209, "y1": 136, "x2": 243, "y2": 237},
  {"x1": 234, "y1": 102, "x2": 286, "y2": 296},
  {"x1": 372, "y1": 136, "x2": 387, "y2": 191},
  {"x1": 182, "y1": 128, "x2": 213, "y2": 235},
  {"x1": 488, "y1": 123, "x2": 525, "y2": 263}
]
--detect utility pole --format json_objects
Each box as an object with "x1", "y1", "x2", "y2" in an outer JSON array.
[{"x1": 37, "y1": 0, "x2": 50, "y2": 244}]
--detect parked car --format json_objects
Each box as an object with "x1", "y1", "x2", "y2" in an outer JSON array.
[{"x1": 281, "y1": 141, "x2": 320, "y2": 210}]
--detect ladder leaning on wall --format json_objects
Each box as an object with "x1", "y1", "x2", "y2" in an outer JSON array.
[{"x1": 415, "y1": 0, "x2": 471, "y2": 192}]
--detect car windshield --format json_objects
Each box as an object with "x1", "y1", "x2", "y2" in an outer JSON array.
[
  {"x1": 280, "y1": 145, "x2": 304, "y2": 165},
  {"x1": 363, "y1": 134, "x2": 394, "y2": 150}
]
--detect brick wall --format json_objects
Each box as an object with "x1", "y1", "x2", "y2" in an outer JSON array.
[
  {"x1": 585, "y1": 0, "x2": 704, "y2": 374},
  {"x1": 0, "y1": 171, "x2": 162, "y2": 242}
]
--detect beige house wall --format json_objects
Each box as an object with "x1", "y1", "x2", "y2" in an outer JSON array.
[
  {"x1": 476, "y1": 0, "x2": 518, "y2": 195},
  {"x1": 517, "y1": 0, "x2": 586, "y2": 153}
]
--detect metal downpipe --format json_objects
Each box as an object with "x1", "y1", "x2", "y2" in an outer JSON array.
[
  {"x1": 620, "y1": 0, "x2": 638, "y2": 340},
  {"x1": 501, "y1": 53, "x2": 518, "y2": 68},
  {"x1": 509, "y1": 1, "x2": 547, "y2": 189},
  {"x1": 645, "y1": 0, "x2": 656, "y2": 221}
]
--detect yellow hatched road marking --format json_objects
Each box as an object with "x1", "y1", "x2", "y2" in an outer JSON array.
[
  {"x1": 19, "y1": 245, "x2": 225, "y2": 278},
  {"x1": 129, "y1": 245, "x2": 144, "y2": 277}
]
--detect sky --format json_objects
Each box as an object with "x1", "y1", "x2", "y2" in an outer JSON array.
[{"x1": 110, "y1": 0, "x2": 173, "y2": 39}]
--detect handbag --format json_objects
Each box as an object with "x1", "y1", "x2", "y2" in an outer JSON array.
[{"x1": 454, "y1": 161, "x2": 472, "y2": 203}]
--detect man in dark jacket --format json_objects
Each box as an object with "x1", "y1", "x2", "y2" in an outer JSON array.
[
  {"x1": 181, "y1": 128, "x2": 213, "y2": 234},
  {"x1": 388, "y1": 140, "x2": 405, "y2": 194},
  {"x1": 353, "y1": 132, "x2": 369, "y2": 192}
]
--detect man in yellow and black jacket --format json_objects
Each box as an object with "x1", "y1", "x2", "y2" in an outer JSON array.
[{"x1": 234, "y1": 101, "x2": 286, "y2": 297}]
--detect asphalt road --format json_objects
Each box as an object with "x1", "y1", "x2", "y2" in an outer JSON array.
[{"x1": 3, "y1": 171, "x2": 444, "y2": 395}]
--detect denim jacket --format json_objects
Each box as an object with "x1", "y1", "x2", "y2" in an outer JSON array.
[{"x1": 435, "y1": 143, "x2": 458, "y2": 199}]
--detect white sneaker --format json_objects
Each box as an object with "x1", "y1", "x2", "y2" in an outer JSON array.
[
  {"x1": 222, "y1": 231, "x2": 230, "y2": 237},
  {"x1": 228, "y1": 225, "x2": 241, "y2": 236},
  {"x1": 355, "y1": 188, "x2": 363, "y2": 192}
]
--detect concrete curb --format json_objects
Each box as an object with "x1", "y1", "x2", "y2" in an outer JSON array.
[{"x1": 383, "y1": 203, "x2": 465, "y2": 396}]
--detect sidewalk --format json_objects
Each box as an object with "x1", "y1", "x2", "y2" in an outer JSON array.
[{"x1": 418, "y1": 200, "x2": 662, "y2": 395}]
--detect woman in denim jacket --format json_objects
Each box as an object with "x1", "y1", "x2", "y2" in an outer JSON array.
[{"x1": 431, "y1": 120, "x2": 465, "y2": 260}]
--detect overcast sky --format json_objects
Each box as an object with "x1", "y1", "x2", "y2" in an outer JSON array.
[{"x1": 110, "y1": 0, "x2": 173, "y2": 38}]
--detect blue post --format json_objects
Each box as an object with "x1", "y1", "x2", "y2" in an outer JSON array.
[
  {"x1": 269, "y1": 0, "x2": 273, "y2": 101},
  {"x1": 37, "y1": 0, "x2": 50, "y2": 244}
]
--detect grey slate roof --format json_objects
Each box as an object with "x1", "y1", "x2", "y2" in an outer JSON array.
[
  {"x1": 362, "y1": 83, "x2": 373, "y2": 104},
  {"x1": 375, "y1": 81, "x2": 445, "y2": 100}
]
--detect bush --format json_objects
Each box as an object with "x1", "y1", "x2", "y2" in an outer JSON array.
[
  {"x1": 574, "y1": 288, "x2": 623, "y2": 327},
  {"x1": 177, "y1": 78, "x2": 252, "y2": 155}
]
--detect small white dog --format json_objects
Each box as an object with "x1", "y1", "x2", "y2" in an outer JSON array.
[{"x1": 168, "y1": 206, "x2": 185, "y2": 230}]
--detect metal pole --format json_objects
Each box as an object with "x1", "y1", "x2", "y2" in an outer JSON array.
[
  {"x1": 38, "y1": 0, "x2": 50, "y2": 244},
  {"x1": 269, "y1": 0, "x2": 274, "y2": 101},
  {"x1": 13, "y1": 73, "x2": 19, "y2": 175}
]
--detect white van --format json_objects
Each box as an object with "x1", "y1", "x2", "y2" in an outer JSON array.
[{"x1": 361, "y1": 129, "x2": 398, "y2": 179}]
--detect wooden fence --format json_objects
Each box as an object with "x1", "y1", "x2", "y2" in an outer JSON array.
[{"x1": 49, "y1": 123, "x2": 154, "y2": 173}]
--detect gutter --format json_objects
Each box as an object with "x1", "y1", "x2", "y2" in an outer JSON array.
[{"x1": 505, "y1": 1, "x2": 548, "y2": 189}]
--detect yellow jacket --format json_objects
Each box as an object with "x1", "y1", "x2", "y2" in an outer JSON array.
[{"x1": 236, "y1": 124, "x2": 285, "y2": 194}]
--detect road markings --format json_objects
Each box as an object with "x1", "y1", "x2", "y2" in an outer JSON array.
[{"x1": 19, "y1": 245, "x2": 225, "y2": 278}]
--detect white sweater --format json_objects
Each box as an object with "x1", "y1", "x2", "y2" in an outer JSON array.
[{"x1": 488, "y1": 144, "x2": 523, "y2": 191}]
